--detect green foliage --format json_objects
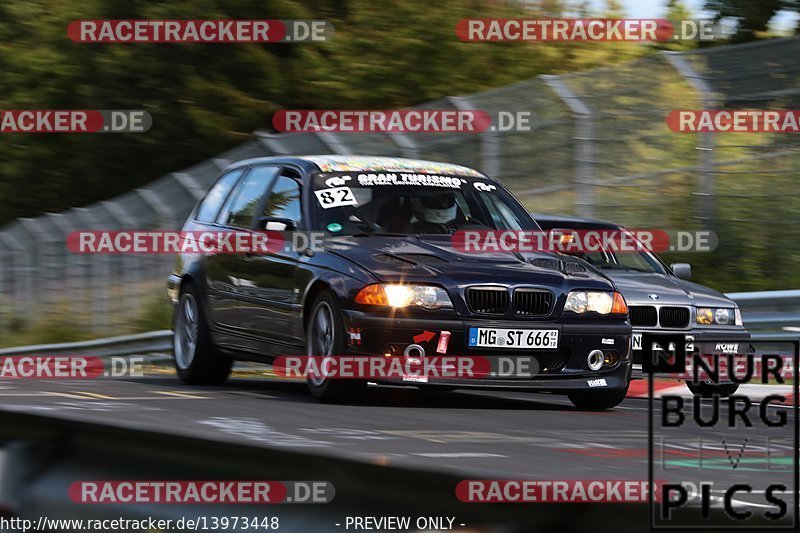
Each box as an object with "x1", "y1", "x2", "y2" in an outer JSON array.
[
  {"x1": 0, "y1": 0, "x2": 646, "y2": 225},
  {"x1": 704, "y1": 0, "x2": 797, "y2": 41}
]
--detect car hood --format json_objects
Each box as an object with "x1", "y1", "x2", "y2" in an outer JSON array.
[
  {"x1": 325, "y1": 235, "x2": 614, "y2": 290},
  {"x1": 602, "y1": 271, "x2": 735, "y2": 307}
]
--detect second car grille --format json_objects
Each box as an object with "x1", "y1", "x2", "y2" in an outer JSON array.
[
  {"x1": 660, "y1": 306, "x2": 690, "y2": 328},
  {"x1": 466, "y1": 287, "x2": 509, "y2": 315},
  {"x1": 513, "y1": 290, "x2": 554, "y2": 316},
  {"x1": 629, "y1": 306, "x2": 657, "y2": 327}
]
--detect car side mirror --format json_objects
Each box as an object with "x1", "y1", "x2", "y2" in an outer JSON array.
[
  {"x1": 670, "y1": 263, "x2": 691, "y2": 280},
  {"x1": 260, "y1": 216, "x2": 296, "y2": 231}
]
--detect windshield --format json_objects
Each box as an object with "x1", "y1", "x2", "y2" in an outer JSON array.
[
  {"x1": 312, "y1": 172, "x2": 537, "y2": 235},
  {"x1": 561, "y1": 243, "x2": 666, "y2": 274}
]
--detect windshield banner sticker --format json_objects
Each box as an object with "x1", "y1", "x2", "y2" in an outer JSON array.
[{"x1": 356, "y1": 173, "x2": 465, "y2": 189}]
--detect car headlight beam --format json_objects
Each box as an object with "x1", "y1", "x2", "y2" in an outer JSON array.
[
  {"x1": 696, "y1": 307, "x2": 737, "y2": 326},
  {"x1": 564, "y1": 291, "x2": 627, "y2": 316},
  {"x1": 355, "y1": 284, "x2": 452, "y2": 310}
]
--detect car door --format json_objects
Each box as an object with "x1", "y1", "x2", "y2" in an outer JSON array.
[
  {"x1": 236, "y1": 169, "x2": 307, "y2": 346},
  {"x1": 192, "y1": 167, "x2": 248, "y2": 330},
  {"x1": 206, "y1": 165, "x2": 279, "y2": 333}
]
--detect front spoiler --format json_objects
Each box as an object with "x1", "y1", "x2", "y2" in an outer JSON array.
[{"x1": 375, "y1": 362, "x2": 632, "y2": 393}]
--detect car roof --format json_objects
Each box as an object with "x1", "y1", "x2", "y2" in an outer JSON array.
[
  {"x1": 531, "y1": 212, "x2": 622, "y2": 229},
  {"x1": 225, "y1": 155, "x2": 489, "y2": 179}
]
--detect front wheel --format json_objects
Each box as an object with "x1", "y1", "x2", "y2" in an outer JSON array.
[
  {"x1": 686, "y1": 381, "x2": 739, "y2": 398},
  {"x1": 568, "y1": 386, "x2": 628, "y2": 410},
  {"x1": 305, "y1": 291, "x2": 365, "y2": 402}
]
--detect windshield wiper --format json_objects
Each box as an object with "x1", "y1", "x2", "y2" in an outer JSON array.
[
  {"x1": 595, "y1": 265, "x2": 651, "y2": 272},
  {"x1": 351, "y1": 232, "x2": 408, "y2": 238}
]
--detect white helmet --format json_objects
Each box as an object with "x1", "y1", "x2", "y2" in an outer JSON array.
[{"x1": 412, "y1": 192, "x2": 457, "y2": 224}]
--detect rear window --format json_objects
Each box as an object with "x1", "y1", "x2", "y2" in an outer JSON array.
[{"x1": 195, "y1": 169, "x2": 245, "y2": 223}]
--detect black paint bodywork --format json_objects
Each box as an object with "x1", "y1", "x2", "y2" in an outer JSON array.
[{"x1": 168, "y1": 157, "x2": 633, "y2": 393}]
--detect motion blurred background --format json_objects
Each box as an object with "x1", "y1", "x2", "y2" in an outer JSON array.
[{"x1": 0, "y1": 0, "x2": 798, "y2": 345}]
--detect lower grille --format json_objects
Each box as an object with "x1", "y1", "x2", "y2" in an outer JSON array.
[
  {"x1": 660, "y1": 306, "x2": 690, "y2": 328},
  {"x1": 629, "y1": 305, "x2": 657, "y2": 327},
  {"x1": 466, "y1": 287, "x2": 509, "y2": 315},
  {"x1": 536, "y1": 351, "x2": 570, "y2": 373}
]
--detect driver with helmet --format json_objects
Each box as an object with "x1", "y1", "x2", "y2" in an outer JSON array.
[{"x1": 411, "y1": 190, "x2": 459, "y2": 233}]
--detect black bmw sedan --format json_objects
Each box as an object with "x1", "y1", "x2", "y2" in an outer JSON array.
[{"x1": 167, "y1": 156, "x2": 633, "y2": 408}]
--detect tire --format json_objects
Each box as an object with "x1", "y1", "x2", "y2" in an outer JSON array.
[
  {"x1": 568, "y1": 386, "x2": 629, "y2": 410},
  {"x1": 686, "y1": 381, "x2": 739, "y2": 398},
  {"x1": 173, "y1": 281, "x2": 232, "y2": 385},
  {"x1": 305, "y1": 291, "x2": 365, "y2": 402}
]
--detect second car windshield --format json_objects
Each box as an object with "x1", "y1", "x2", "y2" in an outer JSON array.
[
  {"x1": 567, "y1": 248, "x2": 665, "y2": 274},
  {"x1": 312, "y1": 172, "x2": 536, "y2": 235}
]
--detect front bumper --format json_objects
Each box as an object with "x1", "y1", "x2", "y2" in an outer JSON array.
[
  {"x1": 631, "y1": 327, "x2": 751, "y2": 377},
  {"x1": 341, "y1": 310, "x2": 632, "y2": 393}
]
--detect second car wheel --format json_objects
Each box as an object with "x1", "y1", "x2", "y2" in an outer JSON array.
[
  {"x1": 305, "y1": 291, "x2": 365, "y2": 402},
  {"x1": 686, "y1": 381, "x2": 739, "y2": 398},
  {"x1": 173, "y1": 281, "x2": 232, "y2": 385}
]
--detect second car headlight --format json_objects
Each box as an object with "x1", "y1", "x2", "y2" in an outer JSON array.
[
  {"x1": 563, "y1": 291, "x2": 627, "y2": 315},
  {"x1": 696, "y1": 307, "x2": 737, "y2": 326},
  {"x1": 355, "y1": 284, "x2": 452, "y2": 309}
]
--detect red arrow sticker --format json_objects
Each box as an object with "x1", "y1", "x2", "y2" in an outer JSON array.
[{"x1": 413, "y1": 331, "x2": 437, "y2": 344}]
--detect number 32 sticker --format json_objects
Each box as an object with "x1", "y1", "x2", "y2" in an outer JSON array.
[{"x1": 315, "y1": 187, "x2": 358, "y2": 209}]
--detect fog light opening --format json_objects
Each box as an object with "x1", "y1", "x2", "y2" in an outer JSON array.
[
  {"x1": 603, "y1": 351, "x2": 619, "y2": 366},
  {"x1": 383, "y1": 345, "x2": 399, "y2": 358},
  {"x1": 587, "y1": 350, "x2": 604, "y2": 371}
]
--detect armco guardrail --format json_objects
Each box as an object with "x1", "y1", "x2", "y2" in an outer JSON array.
[
  {"x1": 0, "y1": 330, "x2": 171, "y2": 357},
  {"x1": 727, "y1": 289, "x2": 800, "y2": 335}
]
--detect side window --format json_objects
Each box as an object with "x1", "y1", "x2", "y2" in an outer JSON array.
[
  {"x1": 217, "y1": 166, "x2": 278, "y2": 228},
  {"x1": 262, "y1": 175, "x2": 302, "y2": 228},
  {"x1": 195, "y1": 169, "x2": 245, "y2": 223}
]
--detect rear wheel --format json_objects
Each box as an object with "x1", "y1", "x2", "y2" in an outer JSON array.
[
  {"x1": 305, "y1": 291, "x2": 365, "y2": 402},
  {"x1": 568, "y1": 385, "x2": 629, "y2": 410},
  {"x1": 686, "y1": 381, "x2": 739, "y2": 398},
  {"x1": 173, "y1": 282, "x2": 232, "y2": 385}
]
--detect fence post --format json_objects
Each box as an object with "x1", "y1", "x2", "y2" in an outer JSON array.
[
  {"x1": 541, "y1": 75, "x2": 595, "y2": 217},
  {"x1": 448, "y1": 96, "x2": 501, "y2": 177},
  {"x1": 0, "y1": 233, "x2": 23, "y2": 333},
  {"x1": 316, "y1": 132, "x2": 354, "y2": 155},
  {"x1": 663, "y1": 51, "x2": 718, "y2": 229}
]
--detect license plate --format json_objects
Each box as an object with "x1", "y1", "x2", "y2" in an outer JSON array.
[
  {"x1": 468, "y1": 328, "x2": 559, "y2": 349},
  {"x1": 633, "y1": 333, "x2": 694, "y2": 351}
]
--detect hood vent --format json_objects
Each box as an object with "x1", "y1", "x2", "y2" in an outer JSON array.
[
  {"x1": 396, "y1": 253, "x2": 448, "y2": 264},
  {"x1": 373, "y1": 253, "x2": 417, "y2": 267},
  {"x1": 530, "y1": 257, "x2": 589, "y2": 276}
]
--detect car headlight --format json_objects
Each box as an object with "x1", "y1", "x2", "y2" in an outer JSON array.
[
  {"x1": 563, "y1": 291, "x2": 627, "y2": 315},
  {"x1": 696, "y1": 307, "x2": 737, "y2": 326},
  {"x1": 355, "y1": 284, "x2": 452, "y2": 309}
]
